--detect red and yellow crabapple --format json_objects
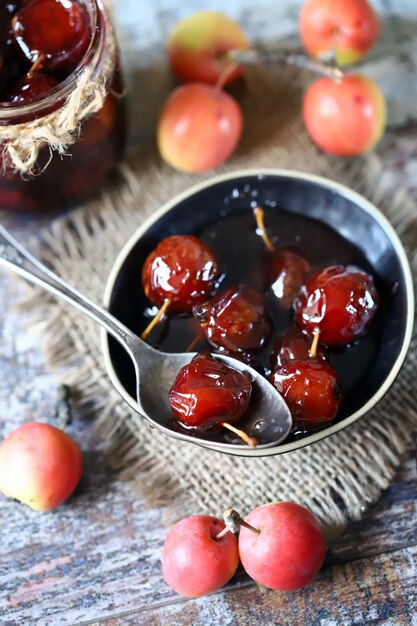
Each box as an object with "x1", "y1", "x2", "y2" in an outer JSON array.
[
  {"x1": 157, "y1": 83, "x2": 243, "y2": 172},
  {"x1": 0, "y1": 422, "x2": 82, "y2": 511},
  {"x1": 303, "y1": 74, "x2": 386, "y2": 157},
  {"x1": 168, "y1": 11, "x2": 248, "y2": 86},
  {"x1": 300, "y1": 0, "x2": 379, "y2": 67}
]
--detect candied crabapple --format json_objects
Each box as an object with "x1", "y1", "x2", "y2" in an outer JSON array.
[
  {"x1": 6, "y1": 72, "x2": 59, "y2": 102},
  {"x1": 13, "y1": 0, "x2": 91, "y2": 74},
  {"x1": 238, "y1": 502, "x2": 327, "y2": 591},
  {"x1": 168, "y1": 11, "x2": 249, "y2": 86},
  {"x1": 169, "y1": 352, "x2": 252, "y2": 430},
  {"x1": 300, "y1": 0, "x2": 379, "y2": 67},
  {"x1": 272, "y1": 326, "x2": 327, "y2": 369},
  {"x1": 161, "y1": 515, "x2": 239, "y2": 598},
  {"x1": 271, "y1": 357, "x2": 342, "y2": 430},
  {"x1": 141, "y1": 235, "x2": 221, "y2": 314},
  {"x1": 268, "y1": 247, "x2": 311, "y2": 306},
  {"x1": 294, "y1": 264, "x2": 380, "y2": 345},
  {"x1": 303, "y1": 74, "x2": 386, "y2": 157},
  {"x1": 192, "y1": 285, "x2": 271, "y2": 355},
  {"x1": 0, "y1": 422, "x2": 82, "y2": 511},
  {"x1": 157, "y1": 83, "x2": 243, "y2": 173},
  {"x1": 253, "y1": 207, "x2": 310, "y2": 306}
]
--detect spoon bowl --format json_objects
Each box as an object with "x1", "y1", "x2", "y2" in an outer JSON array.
[
  {"x1": 0, "y1": 225, "x2": 292, "y2": 455},
  {"x1": 136, "y1": 347, "x2": 292, "y2": 451}
]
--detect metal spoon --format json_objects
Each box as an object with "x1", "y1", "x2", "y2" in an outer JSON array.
[{"x1": 0, "y1": 226, "x2": 292, "y2": 456}]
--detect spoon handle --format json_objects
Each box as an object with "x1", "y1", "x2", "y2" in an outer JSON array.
[
  {"x1": 227, "y1": 47, "x2": 344, "y2": 80},
  {"x1": 0, "y1": 225, "x2": 142, "y2": 357}
]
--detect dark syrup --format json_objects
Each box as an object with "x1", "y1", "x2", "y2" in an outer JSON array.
[{"x1": 135, "y1": 208, "x2": 385, "y2": 442}]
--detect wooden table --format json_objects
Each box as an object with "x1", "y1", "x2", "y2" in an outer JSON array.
[{"x1": 1, "y1": 2, "x2": 417, "y2": 624}]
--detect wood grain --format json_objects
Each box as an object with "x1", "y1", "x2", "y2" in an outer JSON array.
[{"x1": 0, "y1": 436, "x2": 415, "y2": 625}]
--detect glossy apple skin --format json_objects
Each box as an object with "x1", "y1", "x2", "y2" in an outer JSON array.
[
  {"x1": 271, "y1": 358, "x2": 342, "y2": 429},
  {"x1": 169, "y1": 352, "x2": 252, "y2": 429},
  {"x1": 168, "y1": 11, "x2": 248, "y2": 86},
  {"x1": 161, "y1": 515, "x2": 239, "y2": 597},
  {"x1": 303, "y1": 74, "x2": 386, "y2": 156},
  {"x1": 142, "y1": 234, "x2": 221, "y2": 313},
  {"x1": 157, "y1": 83, "x2": 243, "y2": 172},
  {"x1": 239, "y1": 502, "x2": 327, "y2": 591},
  {"x1": 0, "y1": 423, "x2": 82, "y2": 511},
  {"x1": 300, "y1": 0, "x2": 379, "y2": 66},
  {"x1": 294, "y1": 264, "x2": 380, "y2": 345}
]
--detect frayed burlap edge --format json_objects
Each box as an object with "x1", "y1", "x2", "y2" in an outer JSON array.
[{"x1": 0, "y1": 25, "x2": 116, "y2": 175}]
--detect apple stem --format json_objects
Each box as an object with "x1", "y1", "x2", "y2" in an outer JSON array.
[
  {"x1": 214, "y1": 61, "x2": 239, "y2": 91},
  {"x1": 214, "y1": 526, "x2": 230, "y2": 540},
  {"x1": 309, "y1": 329, "x2": 320, "y2": 358},
  {"x1": 222, "y1": 508, "x2": 261, "y2": 536},
  {"x1": 253, "y1": 206, "x2": 274, "y2": 252},
  {"x1": 27, "y1": 54, "x2": 45, "y2": 78},
  {"x1": 141, "y1": 299, "x2": 171, "y2": 341},
  {"x1": 226, "y1": 46, "x2": 345, "y2": 81},
  {"x1": 221, "y1": 421, "x2": 258, "y2": 447},
  {"x1": 185, "y1": 333, "x2": 201, "y2": 353}
]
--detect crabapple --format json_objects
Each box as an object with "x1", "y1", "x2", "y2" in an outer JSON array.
[
  {"x1": 157, "y1": 83, "x2": 243, "y2": 172},
  {"x1": 238, "y1": 502, "x2": 327, "y2": 590},
  {"x1": 13, "y1": 0, "x2": 91, "y2": 73},
  {"x1": 294, "y1": 264, "x2": 380, "y2": 345},
  {"x1": 303, "y1": 74, "x2": 386, "y2": 157},
  {"x1": 6, "y1": 72, "x2": 59, "y2": 102},
  {"x1": 192, "y1": 285, "x2": 271, "y2": 355},
  {"x1": 168, "y1": 11, "x2": 248, "y2": 86},
  {"x1": 161, "y1": 515, "x2": 239, "y2": 597},
  {"x1": 271, "y1": 357, "x2": 342, "y2": 429},
  {"x1": 272, "y1": 326, "x2": 327, "y2": 369},
  {"x1": 253, "y1": 207, "x2": 310, "y2": 306},
  {"x1": 169, "y1": 352, "x2": 252, "y2": 430},
  {"x1": 268, "y1": 248, "x2": 311, "y2": 306},
  {"x1": 300, "y1": 0, "x2": 379, "y2": 66},
  {"x1": 141, "y1": 235, "x2": 221, "y2": 314},
  {"x1": 0, "y1": 422, "x2": 82, "y2": 511}
]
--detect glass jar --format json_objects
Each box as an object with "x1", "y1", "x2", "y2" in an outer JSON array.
[{"x1": 0, "y1": 0, "x2": 126, "y2": 213}]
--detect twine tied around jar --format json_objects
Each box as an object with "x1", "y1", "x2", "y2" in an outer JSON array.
[{"x1": 0, "y1": 26, "x2": 117, "y2": 176}]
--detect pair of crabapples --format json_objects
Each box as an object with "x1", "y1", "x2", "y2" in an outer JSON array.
[
  {"x1": 162, "y1": 503, "x2": 327, "y2": 597},
  {"x1": 0, "y1": 422, "x2": 82, "y2": 511},
  {"x1": 300, "y1": 0, "x2": 386, "y2": 156},
  {"x1": 158, "y1": 11, "x2": 247, "y2": 173}
]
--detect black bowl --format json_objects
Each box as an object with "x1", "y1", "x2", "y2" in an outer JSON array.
[{"x1": 101, "y1": 170, "x2": 413, "y2": 455}]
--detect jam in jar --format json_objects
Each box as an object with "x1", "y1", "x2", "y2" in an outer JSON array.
[{"x1": 0, "y1": 0, "x2": 126, "y2": 212}]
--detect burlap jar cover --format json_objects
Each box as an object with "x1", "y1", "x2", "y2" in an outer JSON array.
[
  {"x1": 0, "y1": 26, "x2": 117, "y2": 175},
  {"x1": 23, "y1": 65, "x2": 416, "y2": 534}
]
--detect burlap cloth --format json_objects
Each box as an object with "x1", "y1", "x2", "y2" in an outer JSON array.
[{"x1": 26, "y1": 65, "x2": 416, "y2": 534}]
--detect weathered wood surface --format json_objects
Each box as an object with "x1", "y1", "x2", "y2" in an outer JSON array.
[
  {"x1": 1, "y1": 438, "x2": 414, "y2": 625},
  {"x1": 1, "y1": 1, "x2": 417, "y2": 625}
]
